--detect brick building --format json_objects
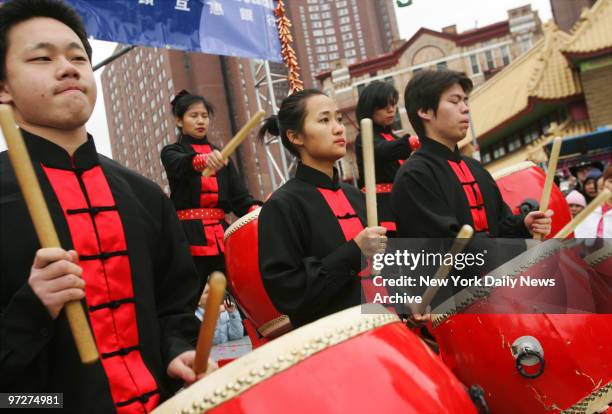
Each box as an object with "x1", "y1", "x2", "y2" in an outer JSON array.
[{"x1": 316, "y1": 4, "x2": 543, "y2": 181}]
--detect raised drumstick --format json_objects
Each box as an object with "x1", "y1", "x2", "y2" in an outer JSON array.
[
  {"x1": 202, "y1": 110, "x2": 265, "y2": 177},
  {"x1": 360, "y1": 118, "x2": 378, "y2": 228},
  {"x1": 194, "y1": 271, "x2": 227, "y2": 375},
  {"x1": 536, "y1": 136, "x2": 562, "y2": 240},
  {"x1": 0, "y1": 104, "x2": 98, "y2": 364}
]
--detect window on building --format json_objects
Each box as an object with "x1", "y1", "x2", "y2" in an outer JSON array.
[
  {"x1": 470, "y1": 54, "x2": 480, "y2": 74},
  {"x1": 324, "y1": 19, "x2": 333, "y2": 27},
  {"x1": 316, "y1": 46, "x2": 327, "y2": 53},
  {"x1": 321, "y1": 11, "x2": 332, "y2": 19},
  {"x1": 315, "y1": 38, "x2": 325, "y2": 45},
  {"x1": 328, "y1": 44, "x2": 338, "y2": 52},
  {"x1": 313, "y1": 30, "x2": 323, "y2": 37},
  {"x1": 321, "y1": 4, "x2": 330, "y2": 11},
  {"x1": 501, "y1": 45, "x2": 511, "y2": 65},
  {"x1": 339, "y1": 16, "x2": 350, "y2": 24},
  {"x1": 337, "y1": 8, "x2": 348, "y2": 16},
  {"x1": 345, "y1": 48, "x2": 355, "y2": 57},
  {"x1": 492, "y1": 142, "x2": 506, "y2": 159},
  {"x1": 485, "y1": 50, "x2": 495, "y2": 69},
  {"x1": 310, "y1": 13, "x2": 320, "y2": 20},
  {"x1": 312, "y1": 21, "x2": 322, "y2": 28},
  {"x1": 481, "y1": 151, "x2": 491, "y2": 164},
  {"x1": 520, "y1": 38, "x2": 532, "y2": 53},
  {"x1": 325, "y1": 28, "x2": 335, "y2": 35},
  {"x1": 342, "y1": 33, "x2": 353, "y2": 41},
  {"x1": 336, "y1": 0, "x2": 347, "y2": 7},
  {"x1": 507, "y1": 134, "x2": 521, "y2": 152},
  {"x1": 308, "y1": 5, "x2": 319, "y2": 12},
  {"x1": 344, "y1": 41, "x2": 355, "y2": 48},
  {"x1": 327, "y1": 36, "x2": 336, "y2": 43},
  {"x1": 329, "y1": 52, "x2": 339, "y2": 60}
]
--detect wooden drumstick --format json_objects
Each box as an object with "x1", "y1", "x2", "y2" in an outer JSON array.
[
  {"x1": 360, "y1": 118, "x2": 383, "y2": 277},
  {"x1": 554, "y1": 189, "x2": 611, "y2": 239},
  {"x1": 0, "y1": 105, "x2": 98, "y2": 364},
  {"x1": 202, "y1": 110, "x2": 265, "y2": 177},
  {"x1": 360, "y1": 118, "x2": 378, "y2": 228},
  {"x1": 416, "y1": 225, "x2": 474, "y2": 315},
  {"x1": 194, "y1": 271, "x2": 227, "y2": 375},
  {"x1": 536, "y1": 136, "x2": 562, "y2": 240}
]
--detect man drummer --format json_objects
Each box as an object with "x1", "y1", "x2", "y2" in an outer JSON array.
[
  {"x1": 0, "y1": 0, "x2": 212, "y2": 411},
  {"x1": 392, "y1": 69, "x2": 552, "y2": 239}
]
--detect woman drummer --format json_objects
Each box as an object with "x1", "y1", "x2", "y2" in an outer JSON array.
[
  {"x1": 355, "y1": 81, "x2": 420, "y2": 233},
  {"x1": 161, "y1": 90, "x2": 261, "y2": 291},
  {"x1": 258, "y1": 89, "x2": 388, "y2": 328}
]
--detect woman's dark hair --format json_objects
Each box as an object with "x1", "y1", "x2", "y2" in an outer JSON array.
[
  {"x1": 0, "y1": 0, "x2": 92, "y2": 81},
  {"x1": 404, "y1": 69, "x2": 473, "y2": 138},
  {"x1": 170, "y1": 89, "x2": 215, "y2": 119},
  {"x1": 356, "y1": 80, "x2": 399, "y2": 123},
  {"x1": 258, "y1": 89, "x2": 326, "y2": 158}
]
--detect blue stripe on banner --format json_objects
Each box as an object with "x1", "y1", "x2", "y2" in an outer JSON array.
[{"x1": 64, "y1": 0, "x2": 282, "y2": 62}]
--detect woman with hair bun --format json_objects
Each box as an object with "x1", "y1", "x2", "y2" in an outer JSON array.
[
  {"x1": 161, "y1": 90, "x2": 260, "y2": 290},
  {"x1": 258, "y1": 89, "x2": 388, "y2": 328},
  {"x1": 355, "y1": 81, "x2": 420, "y2": 233}
]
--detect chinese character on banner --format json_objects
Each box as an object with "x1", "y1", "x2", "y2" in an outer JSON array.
[
  {"x1": 175, "y1": 0, "x2": 190, "y2": 11},
  {"x1": 138, "y1": 0, "x2": 154, "y2": 6},
  {"x1": 240, "y1": 8, "x2": 254, "y2": 22},
  {"x1": 207, "y1": 1, "x2": 224, "y2": 16}
]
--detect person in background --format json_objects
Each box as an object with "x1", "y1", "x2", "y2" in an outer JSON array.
[
  {"x1": 354, "y1": 81, "x2": 420, "y2": 233},
  {"x1": 566, "y1": 190, "x2": 586, "y2": 218},
  {"x1": 196, "y1": 283, "x2": 243, "y2": 345},
  {"x1": 161, "y1": 90, "x2": 261, "y2": 293},
  {"x1": 575, "y1": 165, "x2": 612, "y2": 239},
  {"x1": 583, "y1": 168, "x2": 602, "y2": 203}
]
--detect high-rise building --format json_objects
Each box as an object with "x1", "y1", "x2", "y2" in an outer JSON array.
[
  {"x1": 101, "y1": 48, "x2": 277, "y2": 200},
  {"x1": 285, "y1": 0, "x2": 400, "y2": 88},
  {"x1": 550, "y1": 0, "x2": 597, "y2": 32}
]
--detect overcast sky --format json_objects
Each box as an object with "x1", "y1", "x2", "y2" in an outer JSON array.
[{"x1": 1, "y1": 0, "x2": 553, "y2": 157}]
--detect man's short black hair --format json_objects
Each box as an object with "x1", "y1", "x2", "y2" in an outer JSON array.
[
  {"x1": 0, "y1": 0, "x2": 92, "y2": 81},
  {"x1": 404, "y1": 69, "x2": 473, "y2": 138}
]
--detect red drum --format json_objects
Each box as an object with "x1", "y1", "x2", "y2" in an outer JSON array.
[
  {"x1": 153, "y1": 305, "x2": 477, "y2": 414},
  {"x1": 430, "y1": 240, "x2": 612, "y2": 414},
  {"x1": 224, "y1": 208, "x2": 292, "y2": 340},
  {"x1": 493, "y1": 161, "x2": 571, "y2": 239}
]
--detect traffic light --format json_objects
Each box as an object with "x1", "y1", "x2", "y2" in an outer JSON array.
[{"x1": 396, "y1": 0, "x2": 413, "y2": 7}]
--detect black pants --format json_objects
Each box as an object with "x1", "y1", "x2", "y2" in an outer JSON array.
[{"x1": 193, "y1": 254, "x2": 226, "y2": 296}]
